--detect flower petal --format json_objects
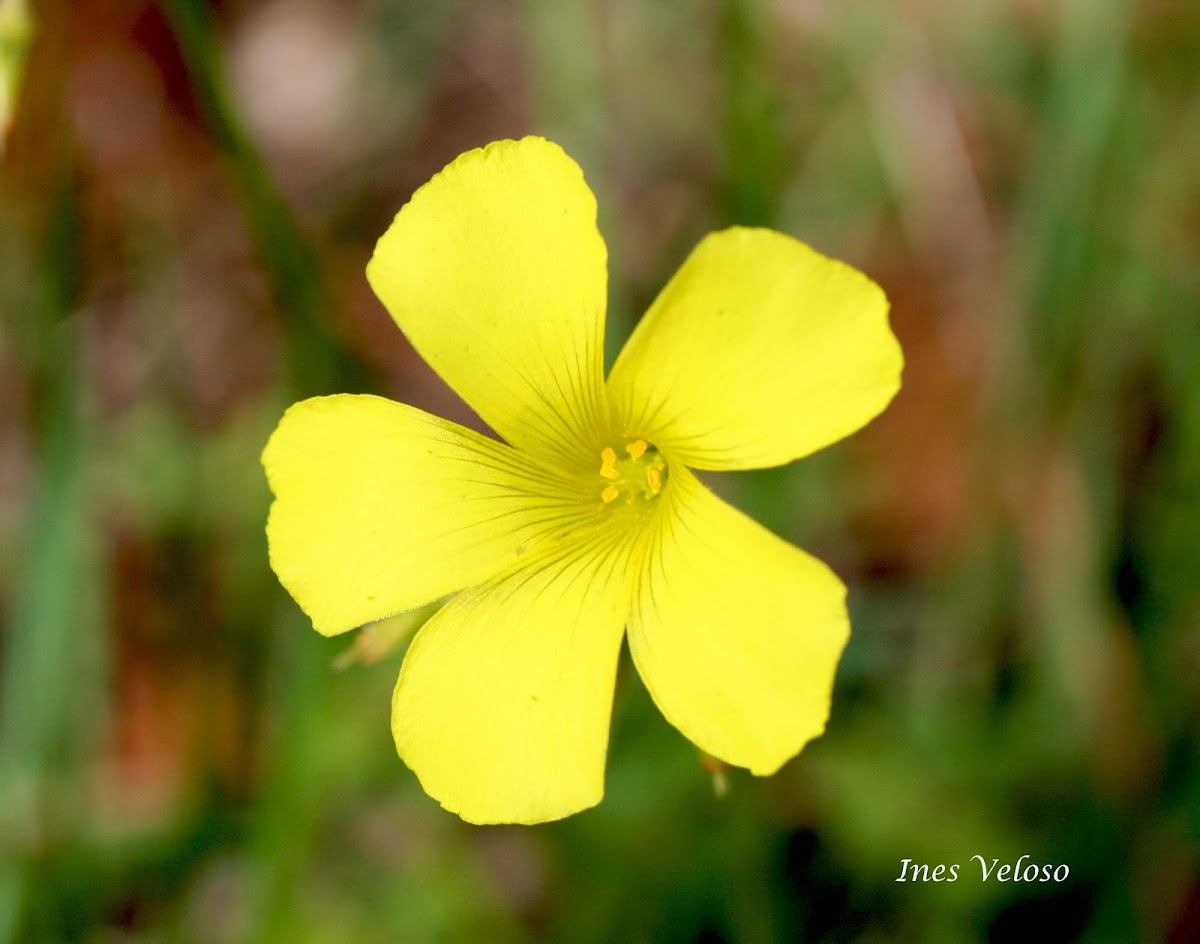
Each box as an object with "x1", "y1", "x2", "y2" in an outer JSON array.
[
  {"x1": 627, "y1": 467, "x2": 849, "y2": 775},
  {"x1": 391, "y1": 535, "x2": 633, "y2": 824},
  {"x1": 367, "y1": 137, "x2": 609, "y2": 471},
  {"x1": 608, "y1": 227, "x2": 902, "y2": 470},
  {"x1": 263, "y1": 394, "x2": 587, "y2": 636}
]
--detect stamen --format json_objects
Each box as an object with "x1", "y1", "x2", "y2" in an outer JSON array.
[
  {"x1": 595, "y1": 438, "x2": 667, "y2": 509},
  {"x1": 599, "y1": 446, "x2": 619, "y2": 480}
]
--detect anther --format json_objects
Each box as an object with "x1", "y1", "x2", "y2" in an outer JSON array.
[
  {"x1": 596, "y1": 438, "x2": 666, "y2": 509},
  {"x1": 599, "y1": 446, "x2": 619, "y2": 480}
]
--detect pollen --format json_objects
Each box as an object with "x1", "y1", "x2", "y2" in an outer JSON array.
[
  {"x1": 599, "y1": 446, "x2": 620, "y2": 480},
  {"x1": 595, "y1": 438, "x2": 668, "y2": 508}
]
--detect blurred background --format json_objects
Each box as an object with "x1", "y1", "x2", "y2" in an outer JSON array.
[{"x1": 1, "y1": 0, "x2": 1198, "y2": 940}]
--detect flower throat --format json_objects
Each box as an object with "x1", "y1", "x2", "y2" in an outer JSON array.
[{"x1": 596, "y1": 439, "x2": 667, "y2": 507}]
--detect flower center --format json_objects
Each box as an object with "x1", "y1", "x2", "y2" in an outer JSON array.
[{"x1": 596, "y1": 438, "x2": 668, "y2": 507}]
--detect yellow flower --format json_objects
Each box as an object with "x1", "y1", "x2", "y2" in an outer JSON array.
[{"x1": 262, "y1": 137, "x2": 902, "y2": 825}]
